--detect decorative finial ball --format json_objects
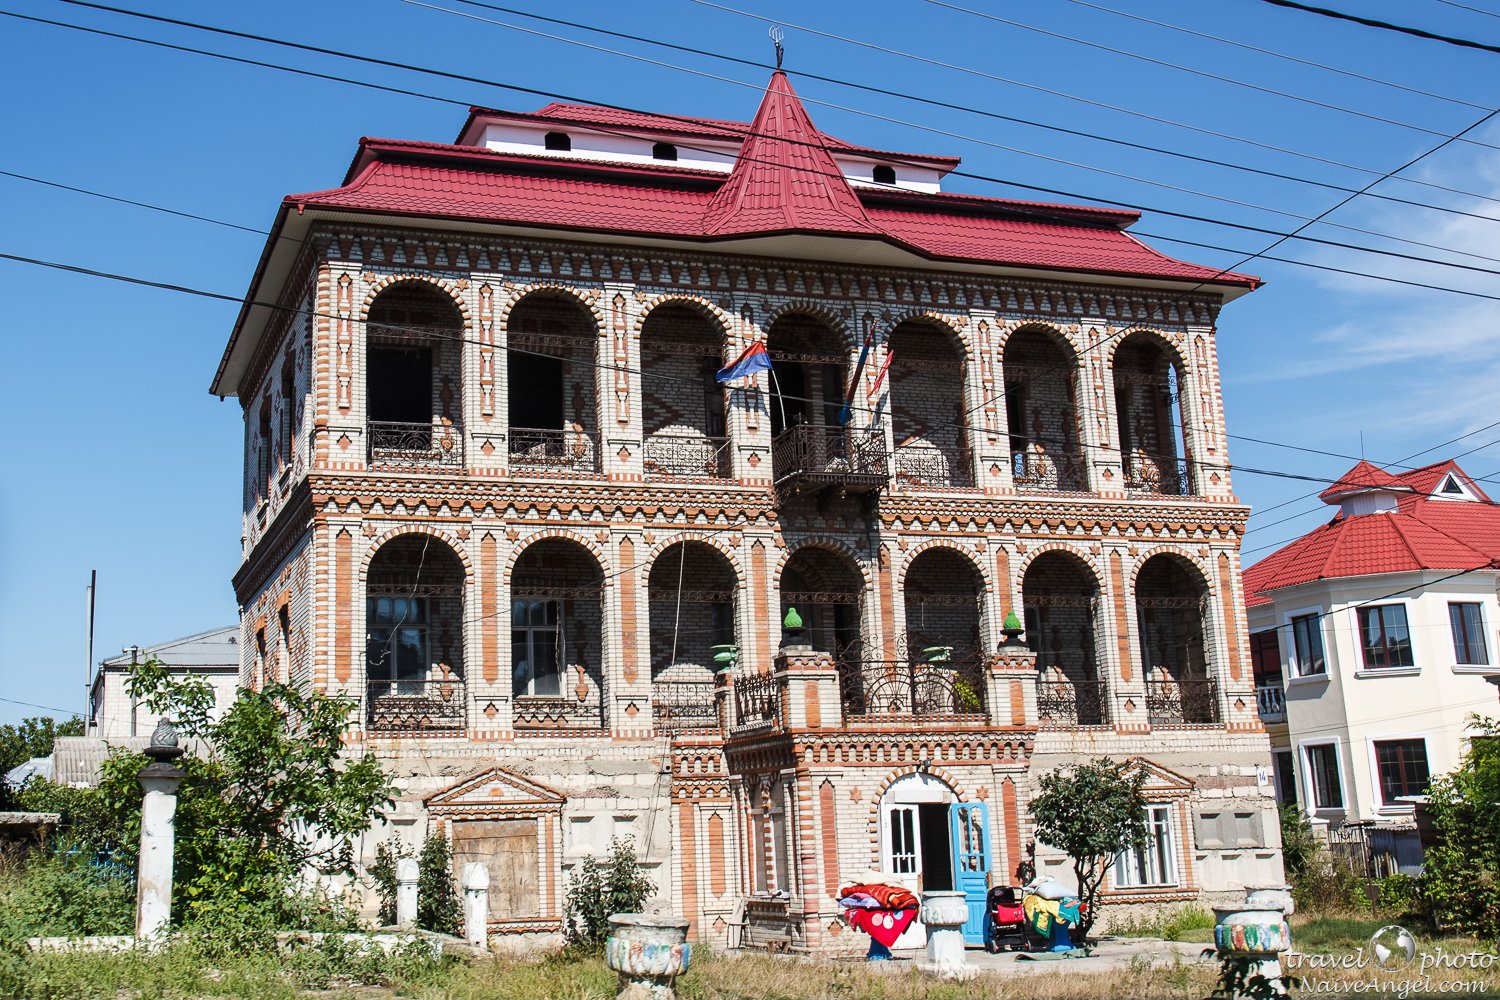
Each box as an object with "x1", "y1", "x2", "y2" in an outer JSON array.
[
  {"x1": 149, "y1": 718, "x2": 180, "y2": 750},
  {"x1": 783, "y1": 606, "x2": 803, "y2": 630}
]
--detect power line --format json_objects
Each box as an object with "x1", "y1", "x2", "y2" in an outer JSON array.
[{"x1": 1256, "y1": 0, "x2": 1500, "y2": 56}]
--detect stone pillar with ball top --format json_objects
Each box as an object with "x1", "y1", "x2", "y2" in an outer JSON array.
[{"x1": 135, "y1": 719, "x2": 187, "y2": 941}]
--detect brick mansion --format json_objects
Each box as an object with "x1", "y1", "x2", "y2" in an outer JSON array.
[{"x1": 212, "y1": 69, "x2": 1282, "y2": 949}]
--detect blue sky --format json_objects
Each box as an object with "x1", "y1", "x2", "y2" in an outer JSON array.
[{"x1": 4, "y1": 0, "x2": 1499, "y2": 724}]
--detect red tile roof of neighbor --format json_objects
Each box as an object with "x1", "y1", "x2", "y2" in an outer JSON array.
[
  {"x1": 1244, "y1": 460, "x2": 1500, "y2": 607},
  {"x1": 287, "y1": 71, "x2": 1260, "y2": 289}
]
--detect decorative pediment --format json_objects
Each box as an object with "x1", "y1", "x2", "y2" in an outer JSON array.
[
  {"x1": 1123, "y1": 756, "x2": 1195, "y2": 794},
  {"x1": 425, "y1": 767, "x2": 566, "y2": 813}
]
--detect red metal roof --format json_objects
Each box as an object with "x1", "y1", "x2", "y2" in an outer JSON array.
[
  {"x1": 1315, "y1": 458, "x2": 1407, "y2": 503},
  {"x1": 1244, "y1": 459, "x2": 1500, "y2": 605}
]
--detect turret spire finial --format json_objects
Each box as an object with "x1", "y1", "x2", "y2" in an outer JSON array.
[{"x1": 770, "y1": 26, "x2": 785, "y2": 69}]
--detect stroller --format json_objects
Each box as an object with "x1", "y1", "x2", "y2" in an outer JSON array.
[{"x1": 981, "y1": 885, "x2": 1040, "y2": 953}]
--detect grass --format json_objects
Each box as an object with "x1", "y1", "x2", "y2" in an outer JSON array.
[{"x1": 1105, "y1": 906, "x2": 1216, "y2": 943}]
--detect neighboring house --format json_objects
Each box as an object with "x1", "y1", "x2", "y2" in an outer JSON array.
[
  {"x1": 1244, "y1": 459, "x2": 1500, "y2": 856},
  {"x1": 212, "y1": 69, "x2": 1278, "y2": 948},
  {"x1": 87, "y1": 626, "x2": 240, "y2": 740}
]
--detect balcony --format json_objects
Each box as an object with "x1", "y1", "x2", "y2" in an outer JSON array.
[
  {"x1": 652, "y1": 679, "x2": 719, "y2": 732},
  {"x1": 509, "y1": 427, "x2": 598, "y2": 474},
  {"x1": 1036, "y1": 678, "x2": 1111, "y2": 727},
  {"x1": 894, "y1": 443, "x2": 972, "y2": 489},
  {"x1": 839, "y1": 656, "x2": 987, "y2": 723},
  {"x1": 366, "y1": 677, "x2": 466, "y2": 733},
  {"x1": 644, "y1": 433, "x2": 730, "y2": 479},
  {"x1": 732, "y1": 671, "x2": 781, "y2": 730},
  {"x1": 513, "y1": 696, "x2": 603, "y2": 731},
  {"x1": 772, "y1": 424, "x2": 888, "y2": 497},
  {"x1": 368, "y1": 421, "x2": 464, "y2": 471},
  {"x1": 1146, "y1": 677, "x2": 1221, "y2": 725},
  {"x1": 1124, "y1": 452, "x2": 1192, "y2": 496},
  {"x1": 1256, "y1": 683, "x2": 1286, "y2": 723}
]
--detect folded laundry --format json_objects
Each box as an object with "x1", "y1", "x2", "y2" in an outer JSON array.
[
  {"x1": 837, "y1": 882, "x2": 918, "y2": 912},
  {"x1": 837, "y1": 893, "x2": 882, "y2": 909}
]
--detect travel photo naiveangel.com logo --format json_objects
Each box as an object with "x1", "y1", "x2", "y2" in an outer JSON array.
[{"x1": 1283, "y1": 925, "x2": 1497, "y2": 997}]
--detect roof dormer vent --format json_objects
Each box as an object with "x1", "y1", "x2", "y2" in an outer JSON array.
[{"x1": 544, "y1": 131, "x2": 571, "y2": 152}]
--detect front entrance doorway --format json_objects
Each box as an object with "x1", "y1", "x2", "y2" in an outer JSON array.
[{"x1": 880, "y1": 774, "x2": 991, "y2": 944}]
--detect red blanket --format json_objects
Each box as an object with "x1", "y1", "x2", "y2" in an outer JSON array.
[
  {"x1": 846, "y1": 906, "x2": 918, "y2": 947},
  {"x1": 837, "y1": 882, "x2": 918, "y2": 911}
]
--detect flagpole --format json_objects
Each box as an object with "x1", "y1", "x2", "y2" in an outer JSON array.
[{"x1": 767, "y1": 366, "x2": 789, "y2": 435}]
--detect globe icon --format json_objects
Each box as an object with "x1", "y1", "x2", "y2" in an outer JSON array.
[{"x1": 1370, "y1": 925, "x2": 1417, "y2": 969}]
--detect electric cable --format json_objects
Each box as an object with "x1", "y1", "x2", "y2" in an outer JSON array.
[{"x1": 1255, "y1": 0, "x2": 1500, "y2": 56}]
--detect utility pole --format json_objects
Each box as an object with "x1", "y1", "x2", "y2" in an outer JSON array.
[{"x1": 84, "y1": 570, "x2": 96, "y2": 731}]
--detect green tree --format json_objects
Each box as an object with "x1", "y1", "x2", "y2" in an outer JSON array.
[
  {"x1": 0, "y1": 715, "x2": 84, "y2": 801},
  {"x1": 417, "y1": 834, "x2": 460, "y2": 935},
  {"x1": 1029, "y1": 757, "x2": 1149, "y2": 940},
  {"x1": 1422, "y1": 715, "x2": 1500, "y2": 936},
  {"x1": 563, "y1": 838, "x2": 656, "y2": 949}
]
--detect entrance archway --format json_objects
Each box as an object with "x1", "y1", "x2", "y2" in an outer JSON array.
[{"x1": 878, "y1": 773, "x2": 990, "y2": 944}]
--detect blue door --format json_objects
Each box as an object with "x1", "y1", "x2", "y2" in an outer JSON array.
[{"x1": 949, "y1": 802, "x2": 990, "y2": 944}]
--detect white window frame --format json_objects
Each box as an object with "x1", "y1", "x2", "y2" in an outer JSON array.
[
  {"x1": 1299, "y1": 737, "x2": 1347, "y2": 814},
  {"x1": 1366, "y1": 733, "x2": 1431, "y2": 814},
  {"x1": 885, "y1": 804, "x2": 921, "y2": 876},
  {"x1": 1283, "y1": 607, "x2": 1328, "y2": 679},
  {"x1": 1114, "y1": 802, "x2": 1178, "y2": 889}
]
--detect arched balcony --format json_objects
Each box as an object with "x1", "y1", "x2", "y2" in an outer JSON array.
[
  {"x1": 1114, "y1": 334, "x2": 1193, "y2": 496},
  {"x1": 1001, "y1": 327, "x2": 1084, "y2": 491},
  {"x1": 506, "y1": 294, "x2": 599, "y2": 475},
  {"x1": 649, "y1": 541, "x2": 738, "y2": 731},
  {"x1": 889, "y1": 321, "x2": 973, "y2": 489},
  {"x1": 640, "y1": 305, "x2": 731, "y2": 480},
  {"x1": 510, "y1": 538, "x2": 605, "y2": 730},
  {"x1": 879, "y1": 548, "x2": 987, "y2": 719},
  {"x1": 1135, "y1": 554, "x2": 1218, "y2": 724},
  {"x1": 364, "y1": 534, "x2": 467, "y2": 733},
  {"x1": 1023, "y1": 551, "x2": 1107, "y2": 726},
  {"x1": 365, "y1": 283, "x2": 464, "y2": 471}
]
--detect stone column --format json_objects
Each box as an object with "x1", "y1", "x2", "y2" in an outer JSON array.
[
  {"x1": 462, "y1": 862, "x2": 490, "y2": 949},
  {"x1": 135, "y1": 721, "x2": 187, "y2": 942},
  {"x1": 917, "y1": 891, "x2": 975, "y2": 981},
  {"x1": 396, "y1": 857, "x2": 419, "y2": 929},
  {"x1": 987, "y1": 619, "x2": 1038, "y2": 727}
]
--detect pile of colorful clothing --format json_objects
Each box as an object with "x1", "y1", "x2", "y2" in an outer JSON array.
[{"x1": 838, "y1": 882, "x2": 919, "y2": 951}]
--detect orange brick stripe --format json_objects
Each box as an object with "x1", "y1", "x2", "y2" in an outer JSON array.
[
  {"x1": 1110, "y1": 550, "x2": 1132, "y2": 682},
  {"x1": 819, "y1": 780, "x2": 839, "y2": 901},
  {"x1": 1216, "y1": 552, "x2": 1243, "y2": 682},
  {"x1": 481, "y1": 533, "x2": 497, "y2": 684},
  {"x1": 1001, "y1": 777, "x2": 1021, "y2": 883},
  {"x1": 679, "y1": 802, "x2": 699, "y2": 939},
  {"x1": 334, "y1": 529, "x2": 351, "y2": 684}
]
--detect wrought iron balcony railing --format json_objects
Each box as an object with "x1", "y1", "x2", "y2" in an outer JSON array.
[
  {"x1": 652, "y1": 680, "x2": 719, "y2": 732},
  {"x1": 839, "y1": 655, "x2": 987, "y2": 722},
  {"x1": 1010, "y1": 449, "x2": 1083, "y2": 491},
  {"x1": 509, "y1": 427, "x2": 598, "y2": 474},
  {"x1": 366, "y1": 677, "x2": 466, "y2": 733},
  {"x1": 894, "y1": 444, "x2": 972, "y2": 488},
  {"x1": 1124, "y1": 452, "x2": 1192, "y2": 496},
  {"x1": 732, "y1": 671, "x2": 780, "y2": 729},
  {"x1": 513, "y1": 695, "x2": 603, "y2": 730},
  {"x1": 643, "y1": 433, "x2": 730, "y2": 479},
  {"x1": 1255, "y1": 683, "x2": 1286, "y2": 723},
  {"x1": 1035, "y1": 678, "x2": 1111, "y2": 727},
  {"x1": 1146, "y1": 677, "x2": 1221, "y2": 725},
  {"x1": 771, "y1": 424, "x2": 888, "y2": 496},
  {"x1": 368, "y1": 421, "x2": 464, "y2": 470}
]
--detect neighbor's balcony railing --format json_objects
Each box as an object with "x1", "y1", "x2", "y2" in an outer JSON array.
[
  {"x1": 1035, "y1": 678, "x2": 1111, "y2": 727},
  {"x1": 894, "y1": 443, "x2": 972, "y2": 489},
  {"x1": 652, "y1": 680, "x2": 719, "y2": 732},
  {"x1": 368, "y1": 421, "x2": 464, "y2": 470},
  {"x1": 772, "y1": 424, "x2": 888, "y2": 496},
  {"x1": 1124, "y1": 452, "x2": 1192, "y2": 496},
  {"x1": 509, "y1": 427, "x2": 598, "y2": 473},
  {"x1": 1255, "y1": 683, "x2": 1286, "y2": 723},
  {"x1": 366, "y1": 677, "x2": 466, "y2": 733},
  {"x1": 643, "y1": 433, "x2": 730, "y2": 479},
  {"x1": 1146, "y1": 677, "x2": 1221, "y2": 725}
]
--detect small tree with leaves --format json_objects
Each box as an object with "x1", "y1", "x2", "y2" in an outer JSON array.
[
  {"x1": 1029, "y1": 757, "x2": 1148, "y2": 940},
  {"x1": 563, "y1": 838, "x2": 656, "y2": 949},
  {"x1": 1423, "y1": 715, "x2": 1500, "y2": 936}
]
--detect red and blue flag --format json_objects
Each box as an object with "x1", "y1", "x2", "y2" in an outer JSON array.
[{"x1": 716, "y1": 340, "x2": 773, "y2": 383}]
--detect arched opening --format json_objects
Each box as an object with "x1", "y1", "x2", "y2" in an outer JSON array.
[
  {"x1": 877, "y1": 774, "x2": 991, "y2": 944},
  {"x1": 649, "y1": 542, "x2": 737, "y2": 731},
  {"x1": 766, "y1": 313, "x2": 846, "y2": 437},
  {"x1": 652, "y1": 141, "x2": 678, "y2": 161},
  {"x1": 1135, "y1": 554, "x2": 1217, "y2": 724},
  {"x1": 365, "y1": 534, "x2": 467, "y2": 732},
  {"x1": 902, "y1": 548, "x2": 983, "y2": 655},
  {"x1": 506, "y1": 293, "x2": 599, "y2": 474},
  {"x1": 867, "y1": 547, "x2": 987, "y2": 719},
  {"x1": 640, "y1": 305, "x2": 730, "y2": 479},
  {"x1": 871, "y1": 164, "x2": 896, "y2": 185},
  {"x1": 1001, "y1": 327, "x2": 1084, "y2": 491},
  {"x1": 889, "y1": 321, "x2": 972, "y2": 488},
  {"x1": 510, "y1": 538, "x2": 604, "y2": 729},
  {"x1": 1114, "y1": 334, "x2": 1192, "y2": 496},
  {"x1": 779, "y1": 546, "x2": 864, "y2": 659},
  {"x1": 1022, "y1": 552, "x2": 1106, "y2": 726},
  {"x1": 366, "y1": 282, "x2": 464, "y2": 469}
]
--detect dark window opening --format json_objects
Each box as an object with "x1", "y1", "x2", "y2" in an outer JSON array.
[
  {"x1": 1358, "y1": 604, "x2": 1414, "y2": 669},
  {"x1": 368, "y1": 346, "x2": 433, "y2": 424},
  {"x1": 279, "y1": 362, "x2": 296, "y2": 466},
  {"x1": 508, "y1": 352, "x2": 565, "y2": 430},
  {"x1": 1291, "y1": 614, "x2": 1325, "y2": 676},
  {"x1": 770, "y1": 359, "x2": 806, "y2": 437},
  {"x1": 710, "y1": 602, "x2": 735, "y2": 648},
  {"x1": 821, "y1": 362, "x2": 846, "y2": 425},
  {"x1": 917, "y1": 804, "x2": 954, "y2": 891},
  {"x1": 1305, "y1": 743, "x2": 1343, "y2": 809},
  {"x1": 701, "y1": 357, "x2": 727, "y2": 438},
  {"x1": 1450, "y1": 602, "x2": 1488, "y2": 665},
  {"x1": 512, "y1": 598, "x2": 562, "y2": 696},
  {"x1": 544, "y1": 131, "x2": 571, "y2": 151},
  {"x1": 1375, "y1": 739, "x2": 1430, "y2": 804},
  {"x1": 257, "y1": 402, "x2": 273, "y2": 495},
  {"x1": 872, "y1": 164, "x2": 896, "y2": 184},
  {"x1": 1272, "y1": 750, "x2": 1297, "y2": 807},
  {"x1": 1441, "y1": 475, "x2": 1465, "y2": 495},
  {"x1": 1250, "y1": 629, "x2": 1281, "y2": 685},
  {"x1": 652, "y1": 141, "x2": 678, "y2": 161},
  {"x1": 366, "y1": 595, "x2": 428, "y2": 683}
]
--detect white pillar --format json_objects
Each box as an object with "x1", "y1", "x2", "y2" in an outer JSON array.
[
  {"x1": 462, "y1": 862, "x2": 490, "y2": 948},
  {"x1": 135, "y1": 758, "x2": 185, "y2": 941},
  {"x1": 396, "y1": 857, "x2": 419, "y2": 929},
  {"x1": 916, "y1": 891, "x2": 975, "y2": 981}
]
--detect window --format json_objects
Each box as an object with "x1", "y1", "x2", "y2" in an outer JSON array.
[
  {"x1": 871, "y1": 164, "x2": 896, "y2": 184},
  {"x1": 544, "y1": 131, "x2": 571, "y2": 151},
  {"x1": 255, "y1": 627, "x2": 268, "y2": 687},
  {"x1": 1115, "y1": 804, "x2": 1176, "y2": 887},
  {"x1": 1272, "y1": 750, "x2": 1298, "y2": 807},
  {"x1": 256, "y1": 402, "x2": 273, "y2": 496},
  {"x1": 1290, "y1": 614, "x2": 1326, "y2": 676},
  {"x1": 366, "y1": 596, "x2": 428, "y2": 690},
  {"x1": 368, "y1": 345, "x2": 433, "y2": 425},
  {"x1": 651, "y1": 141, "x2": 677, "y2": 161},
  {"x1": 1250, "y1": 629, "x2": 1281, "y2": 685},
  {"x1": 1449, "y1": 602, "x2": 1488, "y2": 665},
  {"x1": 888, "y1": 805, "x2": 918, "y2": 874},
  {"x1": 277, "y1": 605, "x2": 292, "y2": 684},
  {"x1": 279, "y1": 361, "x2": 296, "y2": 467},
  {"x1": 1374, "y1": 739, "x2": 1430, "y2": 805},
  {"x1": 1358, "y1": 604, "x2": 1414, "y2": 669},
  {"x1": 512, "y1": 598, "x2": 562, "y2": 696},
  {"x1": 1304, "y1": 742, "x2": 1344, "y2": 809}
]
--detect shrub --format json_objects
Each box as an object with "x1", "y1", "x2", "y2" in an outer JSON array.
[
  {"x1": 563, "y1": 838, "x2": 656, "y2": 949},
  {"x1": 1376, "y1": 873, "x2": 1425, "y2": 919},
  {"x1": 1423, "y1": 715, "x2": 1500, "y2": 936},
  {"x1": 371, "y1": 837, "x2": 406, "y2": 926},
  {"x1": 417, "y1": 833, "x2": 460, "y2": 935},
  {"x1": 1278, "y1": 804, "x2": 1317, "y2": 878},
  {"x1": 3, "y1": 842, "x2": 134, "y2": 939}
]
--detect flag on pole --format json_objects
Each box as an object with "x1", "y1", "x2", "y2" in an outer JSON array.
[
  {"x1": 716, "y1": 341, "x2": 773, "y2": 383},
  {"x1": 838, "y1": 330, "x2": 876, "y2": 425},
  {"x1": 867, "y1": 348, "x2": 894, "y2": 400}
]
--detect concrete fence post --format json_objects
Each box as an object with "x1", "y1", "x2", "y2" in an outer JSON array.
[
  {"x1": 396, "y1": 857, "x2": 420, "y2": 929},
  {"x1": 462, "y1": 862, "x2": 490, "y2": 949},
  {"x1": 135, "y1": 720, "x2": 186, "y2": 942}
]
